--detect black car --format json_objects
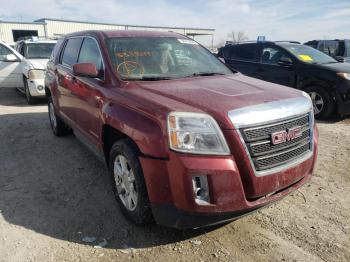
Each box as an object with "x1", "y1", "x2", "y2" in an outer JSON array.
[
  {"x1": 304, "y1": 39, "x2": 350, "y2": 63},
  {"x1": 218, "y1": 41, "x2": 350, "y2": 119}
]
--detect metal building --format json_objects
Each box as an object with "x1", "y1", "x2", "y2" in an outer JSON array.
[{"x1": 0, "y1": 18, "x2": 214, "y2": 44}]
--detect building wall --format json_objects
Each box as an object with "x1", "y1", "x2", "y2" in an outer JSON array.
[
  {"x1": 0, "y1": 18, "x2": 214, "y2": 43},
  {"x1": 0, "y1": 22, "x2": 45, "y2": 43},
  {"x1": 44, "y1": 20, "x2": 125, "y2": 37}
]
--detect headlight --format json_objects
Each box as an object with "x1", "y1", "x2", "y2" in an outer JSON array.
[
  {"x1": 167, "y1": 112, "x2": 230, "y2": 155},
  {"x1": 28, "y1": 69, "x2": 45, "y2": 80},
  {"x1": 337, "y1": 73, "x2": 350, "y2": 81}
]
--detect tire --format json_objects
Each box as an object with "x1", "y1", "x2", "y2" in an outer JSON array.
[
  {"x1": 304, "y1": 86, "x2": 335, "y2": 119},
  {"x1": 48, "y1": 96, "x2": 70, "y2": 137},
  {"x1": 109, "y1": 139, "x2": 153, "y2": 224},
  {"x1": 24, "y1": 77, "x2": 37, "y2": 105}
]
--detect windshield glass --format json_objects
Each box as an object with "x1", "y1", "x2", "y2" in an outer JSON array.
[
  {"x1": 283, "y1": 44, "x2": 337, "y2": 64},
  {"x1": 106, "y1": 37, "x2": 232, "y2": 80},
  {"x1": 25, "y1": 43, "x2": 56, "y2": 59}
]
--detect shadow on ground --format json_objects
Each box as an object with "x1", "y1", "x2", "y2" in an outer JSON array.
[
  {"x1": 0, "y1": 87, "x2": 46, "y2": 107},
  {"x1": 0, "y1": 98, "x2": 216, "y2": 250}
]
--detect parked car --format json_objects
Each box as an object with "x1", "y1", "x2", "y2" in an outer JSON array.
[
  {"x1": 14, "y1": 38, "x2": 56, "y2": 104},
  {"x1": 218, "y1": 41, "x2": 350, "y2": 119},
  {"x1": 304, "y1": 39, "x2": 350, "y2": 63},
  {"x1": 0, "y1": 41, "x2": 23, "y2": 88},
  {"x1": 45, "y1": 31, "x2": 318, "y2": 229}
]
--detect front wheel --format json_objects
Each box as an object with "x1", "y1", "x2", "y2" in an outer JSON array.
[
  {"x1": 24, "y1": 77, "x2": 37, "y2": 105},
  {"x1": 109, "y1": 139, "x2": 153, "y2": 224},
  {"x1": 305, "y1": 86, "x2": 335, "y2": 119}
]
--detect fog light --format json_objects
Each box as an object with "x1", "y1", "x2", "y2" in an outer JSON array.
[
  {"x1": 192, "y1": 175, "x2": 210, "y2": 205},
  {"x1": 37, "y1": 85, "x2": 44, "y2": 91}
]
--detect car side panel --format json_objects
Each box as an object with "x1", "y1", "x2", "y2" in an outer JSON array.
[{"x1": 102, "y1": 97, "x2": 168, "y2": 159}]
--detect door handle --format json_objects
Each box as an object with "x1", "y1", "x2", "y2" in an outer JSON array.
[{"x1": 64, "y1": 74, "x2": 72, "y2": 81}]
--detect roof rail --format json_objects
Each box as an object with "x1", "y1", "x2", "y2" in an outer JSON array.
[
  {"x1": 224, "y1": 40, "x2": 301, "y2": 47},
  {"x1": 274, "y1": 41, "x2": 301, "y2": 44},
  {"x1": 16, "y1": 36, "x2": 58, "y2": 42},
  {"x1": 225, "y1": 40, "x2": 269, "y2": 46}
]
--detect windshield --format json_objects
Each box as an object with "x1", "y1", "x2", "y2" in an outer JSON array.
[
  {"x1": 106, "y1": 37, "x2": 232, "y2": 80},
  {"x1": 25, "y1": 43, "x2": 56, "y2": 59},
  {"x1": 283, "y1": 44, "x2": 337, "y2": 64}
]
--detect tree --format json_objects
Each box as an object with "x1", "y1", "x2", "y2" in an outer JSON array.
[{"x1": 229, "y1": 31, "x2": 249, "y2": 44}]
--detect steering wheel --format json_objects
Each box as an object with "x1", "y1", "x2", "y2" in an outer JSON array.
[{"x1": 117, "y1": 61, "x2": 145, "y2": 78}]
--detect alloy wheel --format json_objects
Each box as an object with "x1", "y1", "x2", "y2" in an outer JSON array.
[
  {"x1": 113, "y1": 155, "x2": 138, "y2": 211},
  {"x1": 309, "y1": 91, "x2": 324, "y2": 115}
]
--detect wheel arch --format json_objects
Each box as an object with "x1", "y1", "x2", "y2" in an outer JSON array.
[
  {"x1": 298, "y1": 79, "x2": 336, "y2": 99},
  {"x1": 101, "y1": 104, "x2": 169, "y2": 166}
]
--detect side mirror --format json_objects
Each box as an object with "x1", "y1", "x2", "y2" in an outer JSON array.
[
  {"x1": 278, "y1": 57, "x2": 293, "y2": 67},
  {"x1": 218, "y1": 57, "x2": 225, "y2": 64},
  {"x1": 73, "y1": 63, "x2": 98, "y2": 78},
  {"x1": 5, "y1": 54, "x2": 19, "y2": 62},
  {"x1": 335, "y1": 56, "x2": 345, "y2": 63}
]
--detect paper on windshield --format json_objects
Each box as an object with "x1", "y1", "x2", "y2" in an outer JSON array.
[
  {"x1": 177, "y1": 39, "x2": 198, "y2": 45},
  {"x1": 298, "y1": 54, "x2": 313, "y2": 62}
]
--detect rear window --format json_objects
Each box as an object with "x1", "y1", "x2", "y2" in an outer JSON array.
[
  {"x1": 227, "y1": 44, "x2": 257, "y2": 62},
  {"x1": 61, "y1": 38, "x2": 83, "y2": 67},
  {"x1": 25, "y1": 43, "x2": 56, "y2": 59}
]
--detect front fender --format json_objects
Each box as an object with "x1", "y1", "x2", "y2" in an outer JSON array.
[{"x1": 102, "y1": 101, "x2": 169, "y2": 159}]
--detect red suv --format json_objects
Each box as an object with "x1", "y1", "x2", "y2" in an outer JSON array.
[{"x1": 45, "y1": 30, "x2": 318, "y2": 229}]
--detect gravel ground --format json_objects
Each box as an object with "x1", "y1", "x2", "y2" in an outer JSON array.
[{"x1": 0, "y1": 87, "x2": 349, "y2": 262}]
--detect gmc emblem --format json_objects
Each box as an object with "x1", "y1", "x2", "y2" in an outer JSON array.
[{"x1": 271, "y1": 126, "x2": 302, "y2": 145}]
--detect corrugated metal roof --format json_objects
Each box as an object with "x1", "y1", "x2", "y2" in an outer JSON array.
[{"x1": 34, "y1": 18, "x2": 215, "y2": 32}]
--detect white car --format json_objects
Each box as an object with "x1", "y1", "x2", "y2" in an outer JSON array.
[
  {"x1": 0, "y1": 41, "x2": 23, "y2": 89},
  {"x1": 14, "y1": 38, "x2": 56, "y2": 104}
]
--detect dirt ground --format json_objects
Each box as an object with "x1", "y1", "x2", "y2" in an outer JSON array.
[{"x1": 0, "y1": 87, "x2": 349, "y2": 262}]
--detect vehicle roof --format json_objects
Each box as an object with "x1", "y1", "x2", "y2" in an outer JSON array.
[
  {"x1": 65, "y1": 30, "x2": 187, "y2": 39},
  {"x1": 222, "y1": 41, "x2": 302, "y2": 48},
  {"x1": 306, "y1": 39, "x2": 349, "y2": 42},
  {"x1": 19, "y1": 39, "x2": 57, "y2": 44}
]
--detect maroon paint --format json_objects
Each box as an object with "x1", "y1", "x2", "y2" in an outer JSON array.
[{"x1": 46, "y1": 30, "x2": 319, "y2": 226}]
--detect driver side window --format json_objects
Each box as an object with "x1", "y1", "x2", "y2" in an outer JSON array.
[
  {"x1": 261, "y1": 47, "x2": 291, "y2": 65},
  {"x1": 0, "y1": 44, "x2": 13, "y2": 61}
]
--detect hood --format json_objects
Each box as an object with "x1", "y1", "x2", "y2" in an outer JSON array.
[
  {"x1": 317, "y1": 61, "x2": 350, "y2": 73},
  {"x1": 25, "y1": 59, "x2": 49, "y2": 70},
  {"x1": 125, "y1": 73, "x2": 305, "y2": 129}
]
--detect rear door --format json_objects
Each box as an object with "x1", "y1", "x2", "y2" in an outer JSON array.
[
  {"x1": 0, "y1": 43, "x2": 23, "y2": 88},
  {"x1": 71, "y1": 37, "x2": 105, "y2": 145},
  {"x1": 56, "y1": 37, "x2": 83, "y2": 124},
  {"x1": 256, "y1": 45, "x2": 296, "y2": 87},
  {"x1": 223, "y1": 44, "x2": 260, "y2": 77}
]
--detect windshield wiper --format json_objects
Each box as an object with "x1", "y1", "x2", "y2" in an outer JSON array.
[
  {"x1": 128, "y1": 76, "x2": 173, "y2": 81},
  {"x1": 186, "y1": 72, "x2": 226, "y2": 77}
]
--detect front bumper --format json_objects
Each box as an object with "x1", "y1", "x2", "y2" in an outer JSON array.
[
  {"x1": 139, "y1": 127, "x2": 318, "y2": 229},
  {"x1": 27, "y1": 79, "x2": 46, "y2": 97}
]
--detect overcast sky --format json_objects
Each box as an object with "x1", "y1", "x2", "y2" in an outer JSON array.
[{"x1": 0, "y1": 0, "x2": 349, "y2": 46}]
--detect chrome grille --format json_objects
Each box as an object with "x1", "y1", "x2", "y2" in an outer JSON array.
[{"x1": 240, "y1": 113, "x2": 313, "y2": 172}]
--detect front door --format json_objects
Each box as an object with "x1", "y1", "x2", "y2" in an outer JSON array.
[
  {"x1": 56, "y1": 37, "x2": 83, "y2": 123},
  {"x1": 0, "y1": 43, "x2": 23, "y2": 88},
  {"x1": 71, "y1": 37, "x2": 105, "y2": 145},
  {"x1": 257, "y1": 46, "x2": 296, "y2": 87}
]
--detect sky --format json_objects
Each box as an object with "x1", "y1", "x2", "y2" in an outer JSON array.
[{"x1": 0, "y1": 0, "x2": 349, "y2": 46}]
